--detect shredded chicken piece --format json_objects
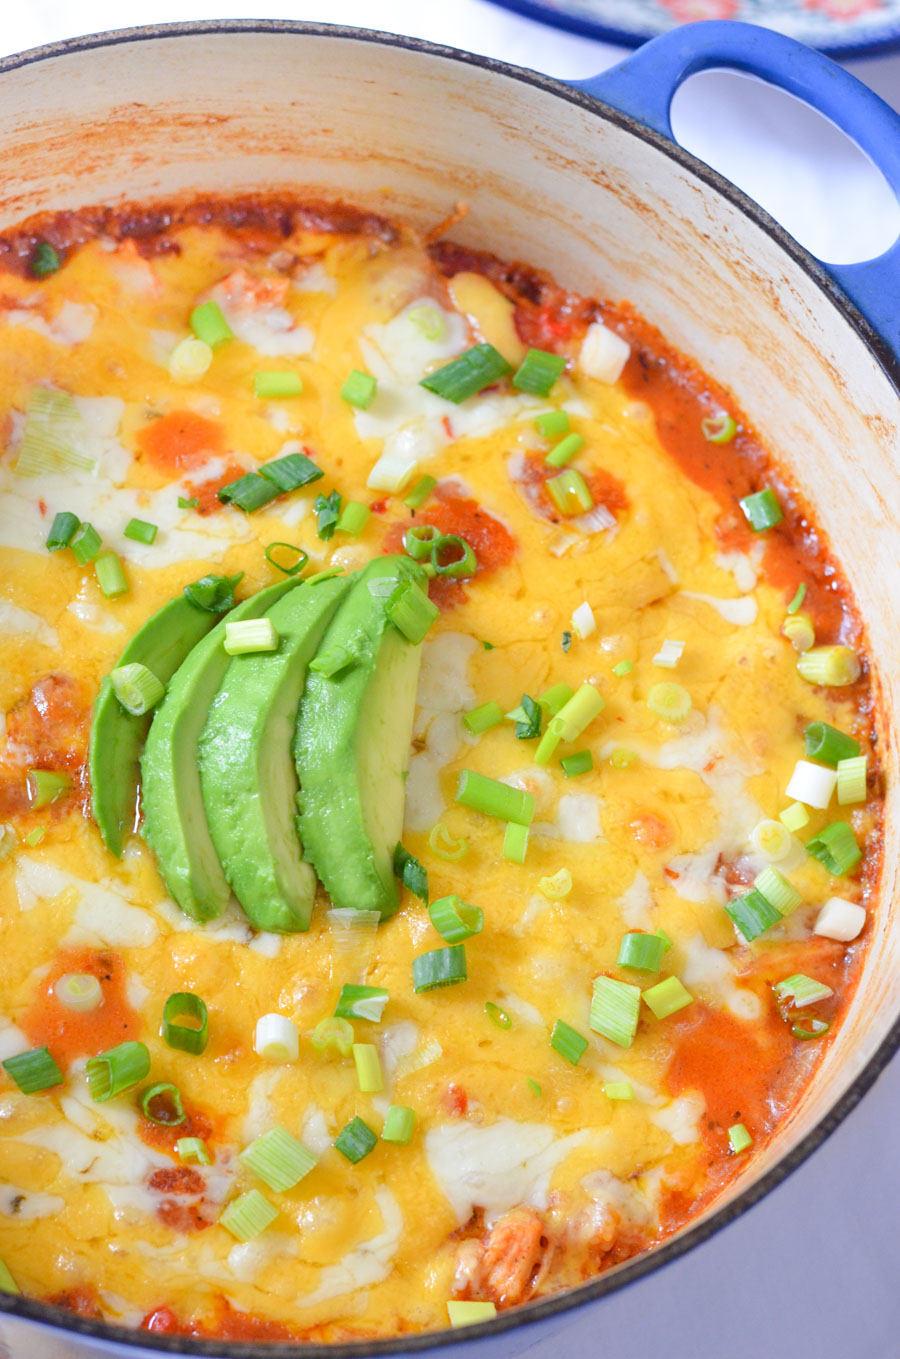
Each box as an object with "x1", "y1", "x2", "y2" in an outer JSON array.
[{"x1": 479, "y1": 1207, "x2": 545, "y2": 1308}]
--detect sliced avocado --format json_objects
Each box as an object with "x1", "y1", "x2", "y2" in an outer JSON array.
[
  {"x1": 141, "y1": 576, "x2": 304, "y2": 922},
  {"x1": 89, "y1": 594, "x2": 221, "y2": 857},
  {"x1": 293, "y1": 555, "x2": 428, "y2": 920},
  {"x1": 198, "y1": 574, "x2": 353, "y2": 933}
]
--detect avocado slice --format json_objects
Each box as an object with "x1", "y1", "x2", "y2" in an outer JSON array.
[
  {"x1": 89, "y1": 594, "x2": 222, "y2": 857},
  {"x1": 198, "y1": 574, "x2": 353, "y2": 933},
  {"x1": 141, "y1": 576, "x2": 304, "y2": 922},
  {"x1": 293, "y1": 555, "x2": 428, "y2": 920}
]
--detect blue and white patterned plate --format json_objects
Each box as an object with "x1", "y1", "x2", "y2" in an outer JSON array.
[{"x1": 486, "y1": 0, "x2": 900, "y2": 58}]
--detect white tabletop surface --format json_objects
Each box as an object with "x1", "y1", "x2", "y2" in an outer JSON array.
[{"x1": 1, "y1": 3, "x2": 898, "y2": 1356}]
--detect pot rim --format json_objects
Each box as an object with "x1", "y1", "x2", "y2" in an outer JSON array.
[{"x1": 0, "y1": 19, "x2": 896, "y2": 1358}]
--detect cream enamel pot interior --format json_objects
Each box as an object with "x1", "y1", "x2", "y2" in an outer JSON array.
[{"x1": 0, "y1": 18, "x2": 897, "y2": 1359}]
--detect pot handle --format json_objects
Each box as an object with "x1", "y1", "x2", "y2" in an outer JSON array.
[{"x1": 570, "y1": 19, "x2": 900, "y2": 359}]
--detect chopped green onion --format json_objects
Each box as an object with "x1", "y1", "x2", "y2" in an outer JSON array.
[
  {"x1": 352, "y1": 1043, "x2": 384, "y2": 1093},
  {"x1": 404, "y1": 475, "x2": 437, "y2": 510},
  {"x1": 70, "y1": 521, "x2": 102, "y2": 565},
  {"x1": 31, "y1": 242, "x2": 61, "y2": 278},
  {"x1": 754, "y1": 865, "x2": 802, "y2": 916},
  {"x1": 783, "y1": 612, "x2": 816, "y2": 653},
  {"x1": 336, "y1": 501, "x2": 371, "y2": 537},
  {"x1": 394, "y1": 843, "x2": 429, "y2": 903},
  {"x1": 527, "y1": 1078, "x2": 542, "y2": 1096},
  {"x1": 536, "y1": 410, "x2": 570, "y2": 438},
  {"x1": 538, "y1": 868, "x2": 572, "y2": 900},
  {"x1": 647, "y1": 681, "x2": 692, "y2": 724},
  {"x1": 545, "y1": 467, "x2": 593, "y2": 516},
  {"x1": 220, "y1": 1189, "x2": 278, "y2": 1241},
  {"x1": 169, "y1": 337, "x2": 213, "y2": 384},
  {"x1": 341, "y1": 369, "x2": 377, "y2": 409},
  {"x1": 428, "y1": 822, "x2": 467, "y2": 861},
  {"x1": 775, "y1": 973, "x2": 834, "y2": 1008},
  {"x1": 218, "y1": 472, "x2": 279, "y2": 512},
  {"x1": 0, "y1": 1258, "x2": 18, "y2": 1295},
  {"x1": 739, "y1": 487, "x2": 783, "y2": 531},
  {"x1": 334, "y1": 985, "x2": 389, "y2": 1023},
  {"x1": 94, "y1": 549, "x2": 129, "y2": 599},
  {"x1": 728, "y1": 1122, "x2": 753, "y2": 1153},
  {"x1": 792, "y1": 1016, "x2": 830, "y2": 1040},
  {"x1": 561, "y1": 750, "x2": 593, "y2": 779},
  {"x1": 561, "y1": 630, "x2": 572, "y2": 652},
  {"x1": 23, "y1": 826, "x2": 45, "y2": 847},
  {"x1": 140, "y1": 1082, "x2": 186, "y2": 1127},
  {"x1": 464, "y1": 701, "x2": 504, "y2": 735},
  {"x1": 259, "y1": 451, "x2": 324, "y2": 491},
  {"x1": 538, "y1": 682, "x2": 574, "y2": 716},
  {"x1": 804, "y1": 722, "x2": 860, "y2": 766},
  {"x1": 255, "y1": 1013, "x2": 299, "y2": 1063},
  {"x1": 485, "y1": 1002, "x2": 511, "y2": 1030},
  {"x1": 420, "y1": 343, "x2": 511, "y2": 403},
  {"x1": 701, "y1": 412, "x2": 736, "y2": 443},
  {"x1": 54, "y1": 972, "x2": 102, "y2": 1012},
  {"x1": 725, "y1": 889, "x2": 782, "y2": 942},
  {"x1": 177, "y1": 1137, "x2": 212, "y2": 1165},
  {"x1": 382, "y1": 1105, "x2": 415, "y2": 1145},
  {"x1": 610, "y1": 748, "x2": 639, "y2": 769},
  {"x1": 786, "y1": 759, "x2": 836, "y2": 809},
  {"x1": 550, "y1": 1019, "x2": 588, "y2": 1065},
  {"x1": 111, "y1": 662, "x2": 165, "y2": 715},
  {"x1": 253, "y1": 370, "x2": 302, "y2": 399},
  {"x1": 605, "y1": 1082, "x2": 634, "y2": 1100},
  {"x1": 2, "y1": 1046, "x2": 63, "y2": 1094},
  {"x1": 161, "y1": 992, "x2": 209, "y2": 1055},
  {"x1": 387, "y1": 579, "x2": 439, "y2": 644},
  {"x1": 513, "y1": 348, "x2": 566, "y2": 397},
  {"x1": 429, "y1": 894, "x2": 483, "y2": 943},
  {"x1": 224, "y1": 618, "x2": 279, "y2": 655},
  {"x1": 314, "y1": 490, "x2": 342, "y2": 541},
  {"x1": 335, "y1": 1116, "x2": 378, "y2": 1163},
  {"x1": 240, "y1": 1127, "x2": 316, "y2": 1190},
  {"x1": 779, "y1": 802, "x2": 810, "y2": 833},
  {"x1": 404, "y1": 524, "x2": 442, "y2": 561},
  {"x1": 27, "y1": 769, "x2": 71, "y2": 809},
  {"x1": 797, "y1": 645, "x2": 861, "y2": 687},
  {"x1": 535, "y1": 683, "x2": 605, "y2": 765},
  {"x1": 786, "y1": 583, "x2": 807, "y2": 614},
  {"x1": 15, "y1": 387, "x2": 95, "y2": 479},
  {"x1": 432, "y1": 534, "x2": 477, "y2": 579},
  {"x1": 656, "y1": 929, "x2": 673, "y2": 952},
  {"x1": 652, "y1": 638, "x2": 684, "y2": 669},
  {"x1": 124, "y1": 517, "x2": 158, "y2": 545},
  {"x1": 46, "y1": 511, "x2": 80, "y2": 551},
  {"x1": 806, "y1": 821, "x2": 861, "y2": 875},
  {"x1": 86, "y1": 1040, "x2": 150, "y2": 1102},
  {"x1": 447, "y1": 1300, "x2": 497, "y2": 1328},
  {"x1": 190, "y1": 300, "x2": 233, "y2": 348},
  {"x1": 837, "y1": 755, "x2": 867, "y2": 805},
  {"x1": 506, "y1": 694, "x2": 542, "y2": 740},
  {"x1": 265, "y1": 541, "x2": 308, "y2": 576},
  {"x1": 502, "y1": 821, "x2": 529, "y2": 864},
  {"x1": 545, "y1": 432, "x2": 585, "y2": 470},
  {"x1": 408, "y1": 304, "x2": 444, "y2": 340},
  {"x1": 617, "y1": 932, "x2": 665, "y2": 973},
  {"x1": 456, "y1": 770, "x2": 535, "y2": 825},
  {"x1": 412, "y1": 944, "x2": 467, "y2": 992},
  {"x1": 590, "y1": 976, "x2": 641, "y2": 1048},
  {"x1": 642, "y1": 976, "x2": 693, "y2": 1020},
  {"x1": 311, "y1": 1017, "x2": 354, "y2": 1057},
  {"x1": 178, "y1": 496, "x2": 199, "y2": 510},
  {"x1": 184, "y1": 570, "x2": 243, "y2": 614},
  {"x1": 613, "y1": 659, "x2": 634, "y2": 677}
]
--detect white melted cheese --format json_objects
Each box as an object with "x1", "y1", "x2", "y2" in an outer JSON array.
[
  {"x1": 210, "y1": 281, "x2": 313, "y2": 357},
  {"x1": 15, "y1": 857, "x2": 158, "y2": 947},
  {"x1": 650, "y1": 1092, "x2": 705, "y2": 1146},
  {"x1": 714, "y1": 549, "x2": 759, "y2": 593},
  {"x1": 580, "y1": 1168, "x2": 653, "y2": 1228},
  {"x1": 301, "y1": 1106, "x2": 333, "y2": 1158},
  {"x1": 66, "y1": 583, "x2": 125, "y2": 634},
  {"x1": 679, "y1": 932, "x2": 762, "y2": 1019},
  {"x1": 556, "y1": 793, "x2": 604, "y2": 843},
  {"x1": 299, "y1": 1188, "x2": 403, "y2": 1305},
  {"x1": 0, "y1": 600, "x2": 59, "y2": 649},
  {"x1": 0, "y1": 1182, "x2": 65, "y2": 1219},
  {"x1": 681, "y1": 592, "x2": 758, "y2": 626},
  {"x1": 7, "y1": 300, "x2": 96, "y2": 345},
  {"x1": 405, "y1": 633, "x2": 476, "y2": 832},
  {"x1": 242, "y1": 1068, "x2": 284, "y2": 1143},
  {"x1": 617, "y1": 869, "x2": 655, "y2": 929},
  {"x1": 425, "y1": 1118, "x2": 589, "y2": 1226},
  {"x1": 294, "y1": 261, "x2": 337, "y2": 295},
  {"x1": 0, "y1": 1018, "x2": 29, "y2": 1063}
]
